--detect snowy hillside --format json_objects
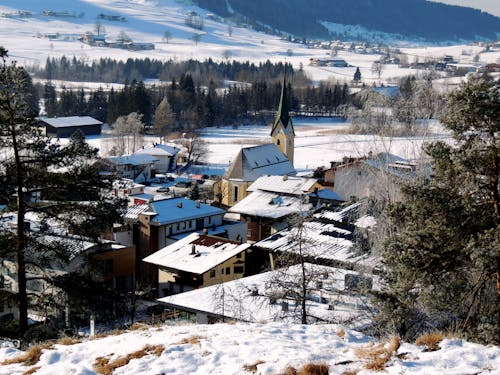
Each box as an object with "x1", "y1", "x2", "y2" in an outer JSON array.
[
  {"x1": 1, "y1": 0, "x2": 499, "y2": 86},
  {"x1": 1, "y1": 322, "x2": 499, "y2": 375}
]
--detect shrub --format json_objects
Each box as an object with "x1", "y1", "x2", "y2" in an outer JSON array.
[
  {"x1": 93, "y1": 344, "x2": 164, "y2": 375},
  {"x1": 415, "y1": 332, "x2": 445, "y2": 351},
  {"x1": 356, "y1": 336, "x2": 400, "y2": 371}
]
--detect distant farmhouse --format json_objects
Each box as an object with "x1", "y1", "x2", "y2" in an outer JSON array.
[{"x1": 38, "y1": 116, "x2": 102, "y2": 138}]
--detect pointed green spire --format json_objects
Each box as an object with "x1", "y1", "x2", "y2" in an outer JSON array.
[{"x1": 271, "y1": 72, "x2": 293, "y2": 135}]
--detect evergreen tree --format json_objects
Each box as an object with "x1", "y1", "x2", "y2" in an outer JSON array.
[
  {"x1": 353, "y1": 67, "x2": 361, "y2": 83},
  {"x1": 0, "y1": 48, "x2": 122, "y2": 336},
  {"x1": 375, "y1": 77, "x2": 499, "y2": 343}
]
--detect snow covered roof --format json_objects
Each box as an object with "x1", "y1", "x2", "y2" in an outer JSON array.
[
  {"x1": 124, "y1": 204, "x2": 150, "y2": 221},
  {"x1": 143, "y1": 232, "x2": 250, "y2": 274},
  {"x1": 159, "y1": 263, "x2": 376, "y2": 327},
  {"x1": 107, "y1": 154, "x2": 159, "y2": 166},
  {"x1": 252, "y1": 202, "x2": 379, "y2": 269},
  {"x1": 149, "y1": 198, "x2": 225, "y2": 225},
  {"x1": 247, "y1": 175, "x2": 318, "y2": 195},
  {"x1": 224, "y1": 144, "x2": 295, "y2": 182},
  {"x1": 228, "y1": 190, "x2": 312, "y2": 219},
  {"x1": 134, "y1": 143, "x2": 180, "y2": 157},
  {"x1": 38, "y1": 116, "x2": 102, "y2": 128},
  {"x1": 313, "y1": 202, "x2": 362, "y2": 222}
]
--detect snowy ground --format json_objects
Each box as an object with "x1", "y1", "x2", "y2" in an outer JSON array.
[
  {"x1": 1, "y1": 0, "x2": 499, "y2": 87},
  {"x1": 0, "y1": 322, "x2": 498, "y2": 375}
]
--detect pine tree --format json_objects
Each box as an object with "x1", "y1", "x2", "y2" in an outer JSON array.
[
  {"x1": 152, "y1": 97, "x2": 176, "y2": 142},
  {"x1": 375, "y1": 77, "x2": 500, "y2": 343},
  {"x1": 353, "y1": 67, "x2": 361, "y2": 83},
  {"x1": 0, "y1": 48, "x2": 123, "y2": 336}
]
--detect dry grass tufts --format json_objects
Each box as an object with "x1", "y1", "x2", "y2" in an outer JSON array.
[
  {"x1": 1, "y1": 344, "x2": 53, "y2": 366},
  {"x1": 22, "y1": 366, "x2": 41, "y2": 375},
  {"x1": 94, "y1": 329, "x2": 124, "y2": 339},
  {"x1": 174, "y1": 335, "x2": 203, "y2": 346},
  {"x1": 57, "y1": 337, "x2": 81, "y2": 346},
  {"x1": 93, "y1": 344, "x2": 164, "y2": 375},
  {"x1": 341, "y1": 371, "x2": 358, "y2": 375},
  {"x1": 415, "y1": 332, "x2": 445, "y2": 351},
  {"x1": 356, "y1": 336, "x2": 400, "y2": 371},
  {"x1": 281, "y1": 363, "x2": 329, "y2": 375},
  {"x1": 299, "y1": 363, "x2": 330, "y2": 375},
  {"x1": 336, "y1": 328, "x2": 346, "y2": 338},
  {"x1": 243, "y1": 359, "x2": 265, "y2": 373},
  {"x1": 129, "y1": 322, "x2": 150, "y2": 331}
]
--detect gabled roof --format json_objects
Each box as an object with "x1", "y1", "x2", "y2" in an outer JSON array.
[
  {"x1": 143, "y1": 232, "x2": 250, "y2": 274},
  {"x1": 224, "y1": 144, "x2": 295, "y2": 181},
  {"x1": 247, "y1": 175, "x2": 318, "y2": 195},
  {"x1": 107, "y1": 154, "x2": 159, "y2": 166},
  {"x1": 270, "y1": 75, "x2": 295, "y2": 137},
  {"x1": 38, "y1": 116, "x2": 102, "y2": 128},
  {"x1": 134, "y1": 143, "x2": 180, "y2": 157},
  {"x1": 149, "y1": 198, "x2": 225, "y2": 225},
  {"x1": 228, "y1": 190, "x2": 312, "y2": 219}
]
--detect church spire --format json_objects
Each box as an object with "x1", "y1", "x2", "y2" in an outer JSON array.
[{"x1": 270, "y1": 73, "x2": 294, "y2": 136}]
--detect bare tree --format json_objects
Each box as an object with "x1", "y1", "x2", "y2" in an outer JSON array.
[
  {"x1": 162, "y1": 30, "x2": 172, "y2": 43},
  {"x1": 152, "y1": 97, "x2": 176, "y2": 142},
  {"x1": 117, "y1": 30, "x2": 132, "y2": 44},
  {"x1": 371, "y1": 60, "x2": 384, "y2": 79},
  {"x1": 191, "y1": 33, "x2": 202, "y2": 46},
  {"x1": 94, "y1": 21, "x2": 106, "y2": 36},
  {"x1": 112, "y1": 112, "x2": 144, "y2": 155},
  {"x1": 178, "y1": 132, "x2": 207, "y2": 166}
]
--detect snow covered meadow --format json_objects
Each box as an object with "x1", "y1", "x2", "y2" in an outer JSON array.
[{"x1": 1, "y1": 322, "x2": 499, "y2": 375}]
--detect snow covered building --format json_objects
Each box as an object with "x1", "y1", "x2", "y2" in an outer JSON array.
[
  {"x1": 143, "y1": 232, "x2": 250, "y2": 296},
  {"x1": 333, "y1": 152, "x2": 417, "y2": 200},
  {"x1": 38, "y1": 116, "x2": 103, "y2": 138},
  {"x1": 105, "y1": 154, "x2": 159, "y2": 182},
  {"x1": 158, "y1": 263, "x2": 377, "y2": 327},
  {"x1": 228, "y1": 175, "x2": 320, "y2": 243},
  {"x1": 214, "y1": 77, "x2": 296, "y2": 207},
  {"x1": 133, "y1": 144, "x2": 180, "y2": 173}
]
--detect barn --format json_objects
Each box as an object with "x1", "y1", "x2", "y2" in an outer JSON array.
[{"x1": 39, "y1": 116, "x2": 103, "y2": 138}]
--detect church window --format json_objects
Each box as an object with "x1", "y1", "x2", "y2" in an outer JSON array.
[
  {"x1": 276, "y1": 139, "x2": 280, "y2": 145},
  {"x1": 234, "y1": 186, "x2": 238, "y2": 202}
]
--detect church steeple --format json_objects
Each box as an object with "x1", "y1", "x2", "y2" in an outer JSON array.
[
  {"x1": 271, "y1": 74, "x2": 294, "y2": 136},
  {"x1": 270, "y1": 73, "x2": 295, "y2": 165}
]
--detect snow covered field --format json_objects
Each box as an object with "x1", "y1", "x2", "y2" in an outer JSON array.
[
  {"x1": 1, "y1": 0, "x2": 499, "y2": 87},
  {"x1": 1, "y1": 322, "x2": 499, "y2": 375}
]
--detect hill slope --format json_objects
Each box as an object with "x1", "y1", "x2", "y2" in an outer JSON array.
[
  {"x1": 1, "y1": 322, "x2": 499, "y2": 374},
  {"x1": 194, "y1": 0, "x2": 500, "y2": 42}
]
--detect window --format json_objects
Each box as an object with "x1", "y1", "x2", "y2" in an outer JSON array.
[
  {"x1": 208, "y1": 216, "x2": 212, "y2": 224},
  {"x1": 209, "y1": 269, "x2": 216, "y2": 278},
  {"x1": 276, "y1": 139, "x2": 280, "y2": 145},
  {"x1": 176, "y1": 223, "x2": 180, "y2": 231},
  {"x1": 189, "y1": 221, "x2": 192, "y2": 228},
  {"x1": 234, "y1": 266, "x2": 244, "y2": 274},
  {"x1": 236, "y1": 252, "x2": 242, "y2": 259},
  {"x1": 234, "y1": 186, "x2": 238, "y2": 202},
  {"x1": 225, "y1": 267, "x2": 230, "y2": 275}
]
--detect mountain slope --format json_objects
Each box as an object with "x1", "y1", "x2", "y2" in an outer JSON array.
[{"x1": 194, "y1": 0, "x2": 500, "y2": 42}]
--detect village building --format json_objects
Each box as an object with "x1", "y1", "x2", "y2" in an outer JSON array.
[
  {"x1": 38, "y1": 116, "x2": 102, "y2": 138},
  {"x1": 114, "y1": 198, "x2": 246, "y2": 283},
  {"x1": 158, "y1": 263, "x2": 377, "y2": 327},
  {"x1": 133, "y1": 144, "x2": 180, "y2": 173},
  {"x1": 106, "y1": 154, "x2": 159, "y2": 182},
  {"x1": 253, "y1": 201, "x2": 378, "y2": 273},
  {"x1": 228, "y1": 175, "x2": 322, "y2": 243},
  {"x1": 214, "y1": 76, "x2": 296, "y2": 207},
  {"x1": 143, "y1": 232, "x2": 250, "y2": 297},
  {"x1": 332, "y1": 152, "x2": 417, "y2": 201}
]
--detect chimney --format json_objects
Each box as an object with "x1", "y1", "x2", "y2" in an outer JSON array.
[
  {"x1": 177, "y1": 201, "x2": 182, "y2": 208},
  {"x1": 283, "y1": 174, "x2": 288, "y2": 181},
  {"x1": 191, "y1": 244, "x2": 196, "y2": 255},
  {"x1": 202, "y1": 228, "x2": 208, "y2": 235},
  {"x1": 196, "y1": 200, "x2": 201, "y2": 208}
]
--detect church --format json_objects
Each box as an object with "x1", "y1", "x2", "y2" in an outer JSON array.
[{"x1": 214, "y1": 76, "x2": 296, "y2": 207}]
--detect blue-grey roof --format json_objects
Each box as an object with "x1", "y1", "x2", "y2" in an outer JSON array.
[
  {"x1": 39, "y1": 116, "x2": 102, "y2": 128},
  {"x1": 309, "y1": 189, "x2": 344, "y2": 201},
  {"x1": 150, "y1": 198, "x2": 225, "y2": 225}
]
